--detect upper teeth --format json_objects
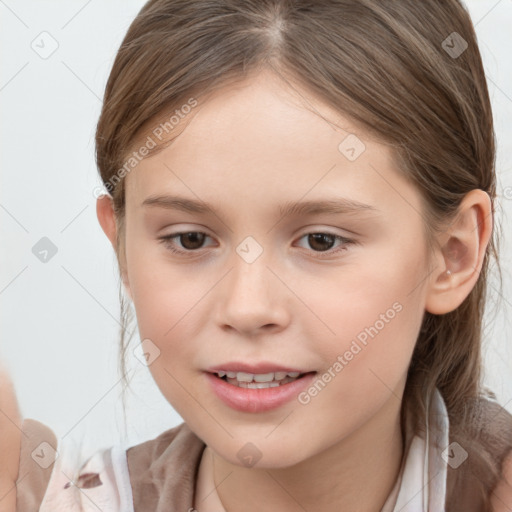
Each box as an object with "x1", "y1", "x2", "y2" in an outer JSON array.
[{"x1": 217, "y1": 371, "x2": 301, "y2": 382}]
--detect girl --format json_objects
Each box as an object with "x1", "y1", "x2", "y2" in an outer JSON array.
[{"x1": 2, "y1": 0, "x2": 512, "y2": 510}]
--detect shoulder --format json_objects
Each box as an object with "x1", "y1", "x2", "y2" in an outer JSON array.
[
  {"x1": 17, "y1": 419, "x2": 206, "y2": 512},
  {"x1": 125, "y1": 420, "x2": 204, "y2": 471},
  {"x1": 470, "y1": 397, "x2": 512, "y2": 454},
  {"x1": 444, "y1": 395, "x2": 512, "y2": 510},
  {"x1": 18, "y1": 418, "x2": 127, "y2": 512},
  {"x1": 490, "y1": 449, "x2": 512, "y2": 512},
  {"x1": 126, "y1": 421, "x2": 206, "y2": 512}
]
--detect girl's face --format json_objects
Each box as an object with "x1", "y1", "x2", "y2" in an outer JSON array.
[{"x1": 121, "y1": 69, "x2": 433, "y2": 467}]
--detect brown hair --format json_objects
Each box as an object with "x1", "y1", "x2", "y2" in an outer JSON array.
[{"x1": 95, "y1": 0, "x2": 511, "y2": 508}]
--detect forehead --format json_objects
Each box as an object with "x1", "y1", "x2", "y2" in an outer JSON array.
[{"x1": 124, "y1": 70, "x2": 422, "y2": 219}]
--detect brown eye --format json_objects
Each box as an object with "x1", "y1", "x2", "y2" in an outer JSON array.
[
  {"x1": 307, "y1": 233, "x2": 336, "y2": 252},
  {"x1": 295, "y1": 232, "x2": 356, "y2": 259},
  {"x1": 159, "y1": 231, "x2": 214, "y2": 255},
  {"x1": 177, "y1": 232, "x2": 206, "y2": 250}
]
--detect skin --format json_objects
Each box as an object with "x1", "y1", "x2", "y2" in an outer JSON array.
[
  {"x1": 93, "y1": 68, "x2": 497, "y2": 511},
  {"x1": 0, "y1": 70, "x2": 508, "y2": 512},
  {"x1": 89, "y1": 67, "x2": 493, "y2": 512},
  {"x1": 0, "y1": 364, "x2": 22, "y2": 512}
]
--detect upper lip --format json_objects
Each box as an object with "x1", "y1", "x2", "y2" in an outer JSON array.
[{"x1": 207, "y1": 362, "x2": 311, "y2": 374}]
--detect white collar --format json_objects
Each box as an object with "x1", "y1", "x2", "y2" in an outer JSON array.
[{"x1": 392, "y1": 388, "x2": 449, "y2": 512}]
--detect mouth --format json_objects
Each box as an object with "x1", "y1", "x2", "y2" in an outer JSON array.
[
  {"x1": 211, "y1": 370, "x2": 316, "y2": 389},
  {"x1": 205, "y1": 369, "x2": 318, "y2": 413}
]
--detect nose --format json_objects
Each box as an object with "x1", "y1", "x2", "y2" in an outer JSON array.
[{"x1": 215, "y1": 247, "x2": 290, "y2": 336}]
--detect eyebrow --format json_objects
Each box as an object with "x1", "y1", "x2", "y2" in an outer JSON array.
[{"x1": 141, "y1": 194, "x2": 379, "y2": 217}]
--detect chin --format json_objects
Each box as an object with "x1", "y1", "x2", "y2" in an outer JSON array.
[{"x1": 214, "y1": 436, "x2": 314, "y2": 470}]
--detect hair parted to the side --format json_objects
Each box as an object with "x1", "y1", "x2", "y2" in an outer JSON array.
[{"x1": 95, "y1": 0, "x2": 511, "y2": 508}]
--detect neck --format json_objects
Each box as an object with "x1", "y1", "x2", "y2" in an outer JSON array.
[{"x1": 209, "y1": 392, "x2": 405, "y2": 512}]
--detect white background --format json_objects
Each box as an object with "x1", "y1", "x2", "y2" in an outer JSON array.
[{"x1": 1, "y1": 0, "x2": 511, "y2": 457}]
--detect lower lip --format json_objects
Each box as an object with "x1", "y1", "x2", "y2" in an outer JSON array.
[{"x1": 205, "y1": 371, "x2": 317, "y2": 413}]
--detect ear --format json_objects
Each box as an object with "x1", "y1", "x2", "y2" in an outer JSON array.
[
  {"x1": 96, "y1": 195, "x2": 132, "y2": 300},
  {"x1": 424, "y1": 189, "x2": 493, "y2": 315}
]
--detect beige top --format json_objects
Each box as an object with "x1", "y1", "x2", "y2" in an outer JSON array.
[{"x1": 17, "y1": 387, "x2": 512, "y2": 512}]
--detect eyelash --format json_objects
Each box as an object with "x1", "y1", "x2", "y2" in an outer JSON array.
[{"x1": 158, "y1": 231, "x2": 356, "y2": 259}]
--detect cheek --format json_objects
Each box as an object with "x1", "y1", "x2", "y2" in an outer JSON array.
[
  {"x1": 125, "y1": 239, "x2": 206, "y2": 372},
  {"x1": 126, "y1": 225, "x2": 195, "y2": 328},
  {"x1": 291, "y1": 268, "x2": 424, "y2": 440},
  {"x1": 127, "y1": 263, "x2": 205, "y2": 412},
  {"x1": 298, "y1": 242, "x2": 427, "y2": 391}
]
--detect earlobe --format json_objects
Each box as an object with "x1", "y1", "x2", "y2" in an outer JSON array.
[{"x1": 424, "y1": 189, "x2": 492, "y2": 315}]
